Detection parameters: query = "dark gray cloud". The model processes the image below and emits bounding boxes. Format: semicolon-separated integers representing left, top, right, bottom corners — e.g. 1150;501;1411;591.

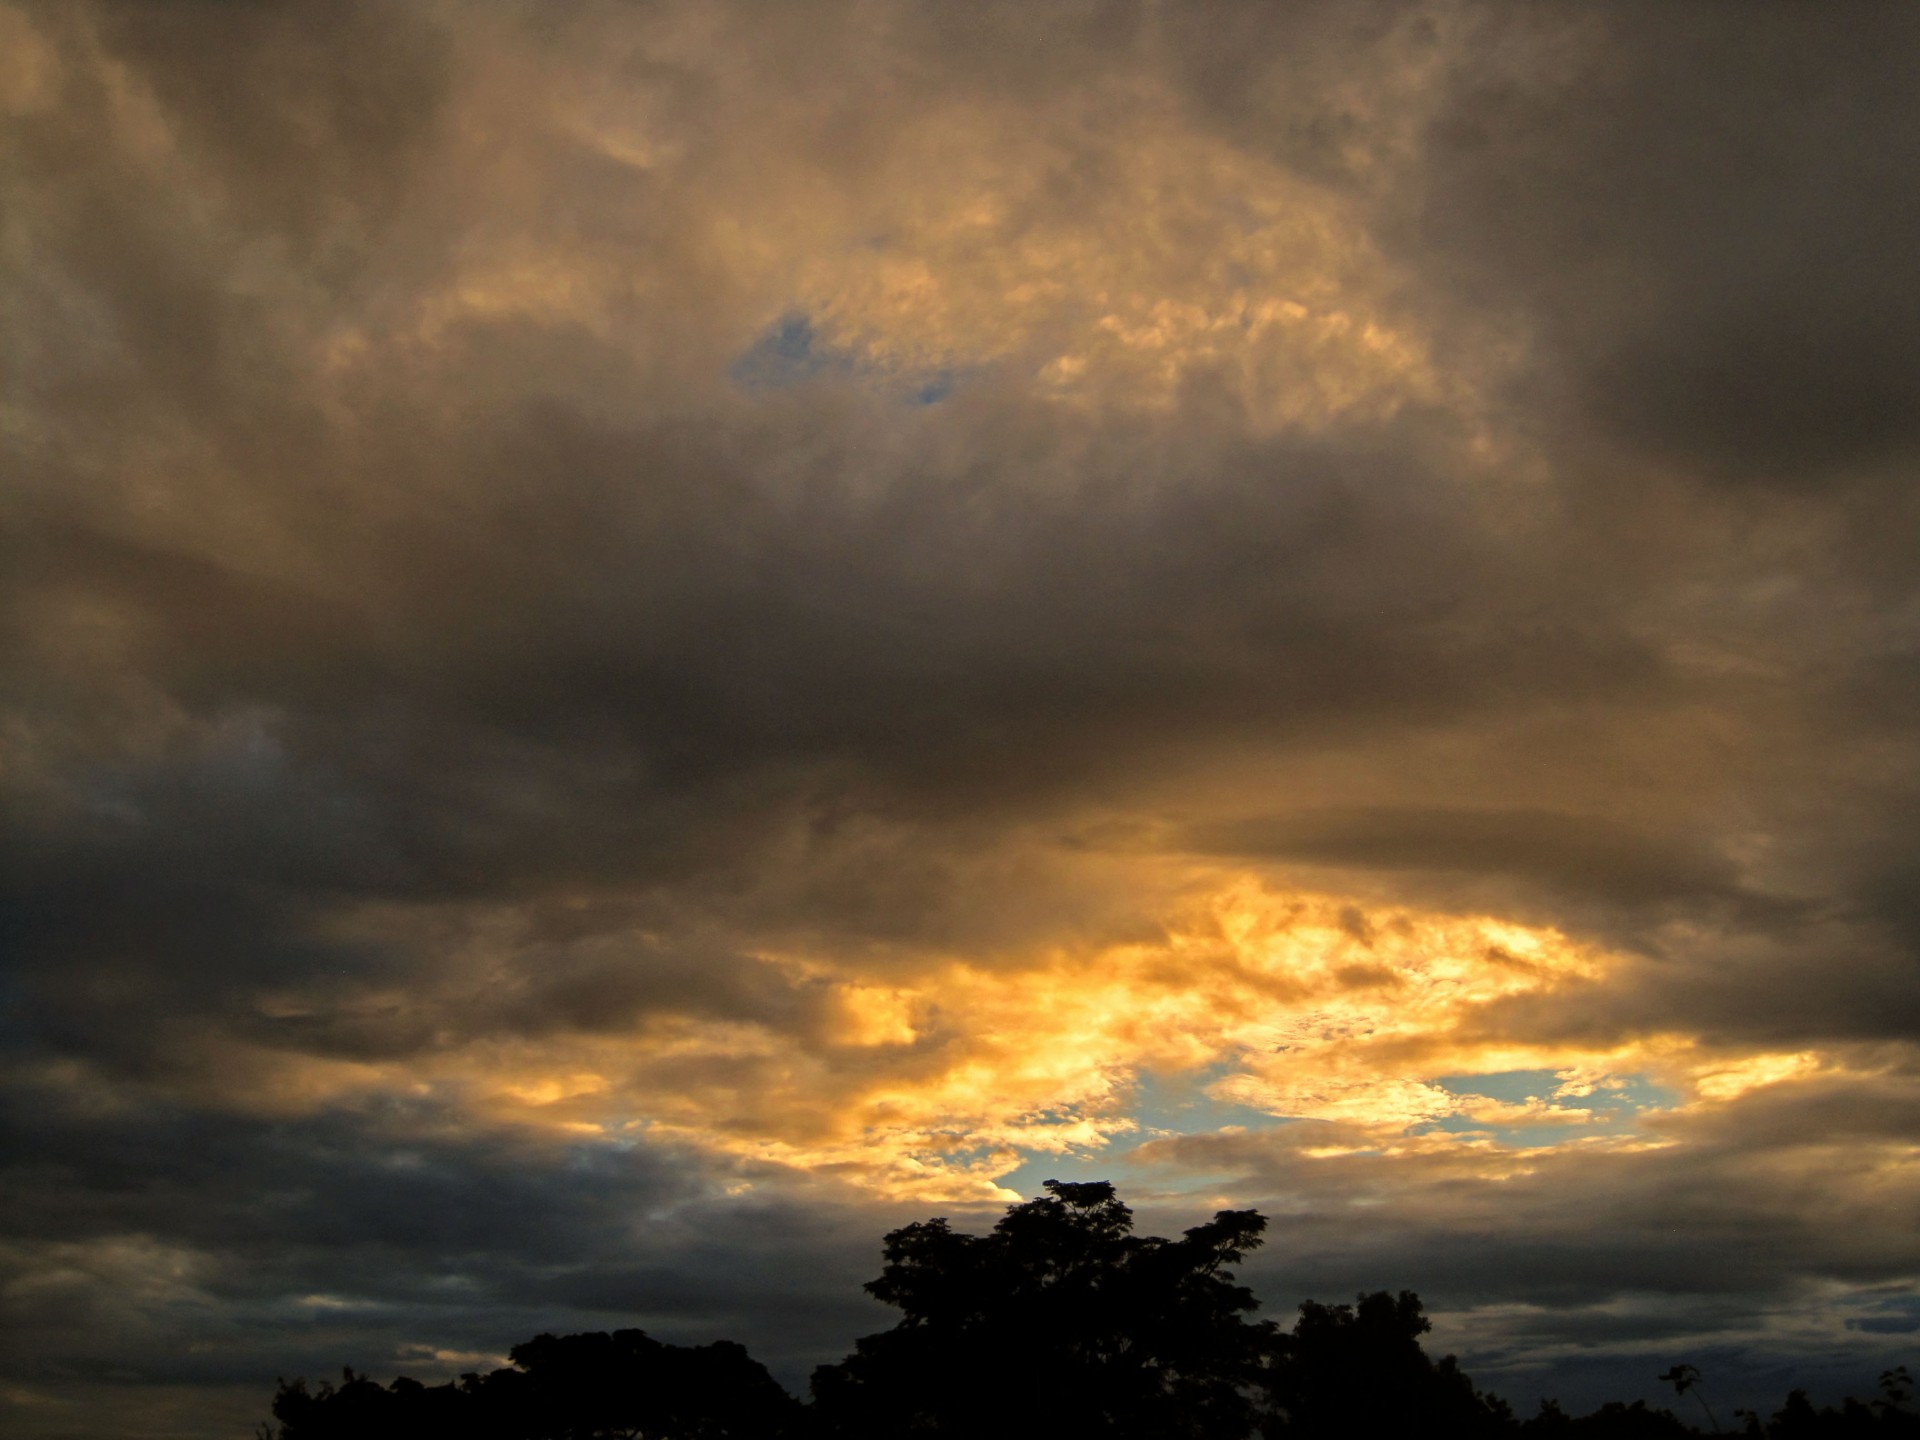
0;1076;901;1428
1188;806;1752;910
1402;4;1920;487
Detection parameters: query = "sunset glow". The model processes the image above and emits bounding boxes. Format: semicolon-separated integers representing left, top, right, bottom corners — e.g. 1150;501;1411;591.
6;4;1920;1436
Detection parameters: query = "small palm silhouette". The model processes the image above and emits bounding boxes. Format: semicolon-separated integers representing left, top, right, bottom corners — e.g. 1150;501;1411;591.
1660;1363;1721;1433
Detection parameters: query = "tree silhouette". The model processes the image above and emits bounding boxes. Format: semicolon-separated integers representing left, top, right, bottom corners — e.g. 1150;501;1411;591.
1524;1398;1697;1440
258;1182;1920;1440
1264;1288;1512;1439
262;1328;797;1439
808;1179;1275;1438
1880;1370;1914;1414
1662;1364;1723;1434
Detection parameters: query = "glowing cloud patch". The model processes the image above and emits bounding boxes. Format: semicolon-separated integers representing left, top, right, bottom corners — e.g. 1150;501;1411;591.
413;879;1651;1198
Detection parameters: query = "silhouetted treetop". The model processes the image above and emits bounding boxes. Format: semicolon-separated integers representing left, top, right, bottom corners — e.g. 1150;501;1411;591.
1266;1288;1511;1439
810;1178;1274;1438
258;1182;1920;1440
263;1326;797;1440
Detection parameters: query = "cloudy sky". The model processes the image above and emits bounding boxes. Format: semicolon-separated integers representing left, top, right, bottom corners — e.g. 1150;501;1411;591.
5;2;1920;1435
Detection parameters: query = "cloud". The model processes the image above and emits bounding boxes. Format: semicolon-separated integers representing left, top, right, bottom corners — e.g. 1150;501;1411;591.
1400;4;1920;487
4;1;1920;1434
1188;806;1751;910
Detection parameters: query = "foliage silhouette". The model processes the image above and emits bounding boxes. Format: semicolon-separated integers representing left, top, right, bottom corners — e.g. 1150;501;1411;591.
1265;1287;1512;1439
808;1178;1272;1437
257;1182;1919;1440
263;1328;797;1439
1663;1364;1723;1433
1525;1398;1699;1440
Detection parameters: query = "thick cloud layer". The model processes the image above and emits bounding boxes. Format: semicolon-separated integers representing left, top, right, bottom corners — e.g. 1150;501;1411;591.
4;3;1919;1435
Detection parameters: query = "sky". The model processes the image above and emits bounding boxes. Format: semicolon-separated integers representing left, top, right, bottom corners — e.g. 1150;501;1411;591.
4;2;1920;1436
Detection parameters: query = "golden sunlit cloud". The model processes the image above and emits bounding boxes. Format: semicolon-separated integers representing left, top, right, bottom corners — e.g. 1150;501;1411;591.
171;868;1854;1205
9;4;1920;1432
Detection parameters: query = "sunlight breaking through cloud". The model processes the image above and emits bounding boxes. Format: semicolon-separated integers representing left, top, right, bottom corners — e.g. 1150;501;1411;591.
7;2;1920;1432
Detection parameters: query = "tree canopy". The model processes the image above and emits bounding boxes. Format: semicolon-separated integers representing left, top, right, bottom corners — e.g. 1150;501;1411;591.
260;1181;1919;1440
810;1179;1273;1437
264;1327;797;1440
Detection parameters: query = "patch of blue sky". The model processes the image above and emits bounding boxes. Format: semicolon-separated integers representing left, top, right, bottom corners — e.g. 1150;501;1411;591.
992;1146;1262;1201
729;311;960;405
1414;1068;1677;1149
994;1135;1288;1200
1434;1068;1563;1104
1434;1068;1674;1114
990;1067;1297;1197
993;1152;1107;1198
729;313;841;389
990;1067;1679;1192
1415;1114;1605;1150
1129;1065;1292;1137
910;372;956;405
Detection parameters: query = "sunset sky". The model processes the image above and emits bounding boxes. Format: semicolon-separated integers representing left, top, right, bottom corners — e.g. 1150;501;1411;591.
6;3;1920;1436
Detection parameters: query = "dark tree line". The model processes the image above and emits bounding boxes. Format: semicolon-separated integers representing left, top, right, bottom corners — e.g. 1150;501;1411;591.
266;1329;799;1440
262;1182;1918;1440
